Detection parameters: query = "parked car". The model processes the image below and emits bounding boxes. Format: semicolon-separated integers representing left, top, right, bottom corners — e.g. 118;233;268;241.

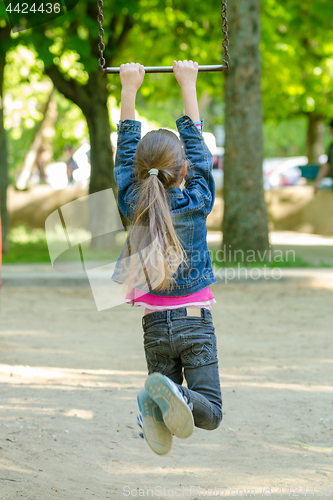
49;137;332;192
264;156;333;189
263;156;308;189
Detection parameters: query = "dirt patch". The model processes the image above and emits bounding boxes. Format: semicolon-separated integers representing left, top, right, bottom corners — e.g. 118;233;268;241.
0;279;332;499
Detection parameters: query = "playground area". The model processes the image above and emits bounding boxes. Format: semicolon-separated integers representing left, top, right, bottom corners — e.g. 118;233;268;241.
1;268;333;499
1;1;333;497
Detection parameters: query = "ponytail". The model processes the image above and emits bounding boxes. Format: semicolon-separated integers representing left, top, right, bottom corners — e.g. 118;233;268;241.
121;129;187;292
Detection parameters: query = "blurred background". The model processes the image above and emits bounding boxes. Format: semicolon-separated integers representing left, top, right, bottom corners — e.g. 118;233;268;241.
0;0;333;267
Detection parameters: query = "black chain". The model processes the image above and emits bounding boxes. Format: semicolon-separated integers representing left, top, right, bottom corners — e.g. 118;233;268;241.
97;0;105;73
97;0;229;73
221;0;229;69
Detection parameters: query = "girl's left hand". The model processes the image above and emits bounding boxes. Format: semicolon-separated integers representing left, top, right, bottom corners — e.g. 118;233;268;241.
120;63;145;93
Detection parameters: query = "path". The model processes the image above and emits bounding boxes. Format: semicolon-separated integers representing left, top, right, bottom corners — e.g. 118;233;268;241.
0;269;332;498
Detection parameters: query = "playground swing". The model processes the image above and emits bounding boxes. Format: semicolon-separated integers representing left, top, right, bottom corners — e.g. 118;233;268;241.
96;0;229;74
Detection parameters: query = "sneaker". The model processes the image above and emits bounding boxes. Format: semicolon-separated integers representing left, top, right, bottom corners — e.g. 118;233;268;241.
137;388;173;455
145;373;194;439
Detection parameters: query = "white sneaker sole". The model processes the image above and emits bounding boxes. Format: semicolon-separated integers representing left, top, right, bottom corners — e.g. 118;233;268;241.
145;373;194;439
137;389;172;455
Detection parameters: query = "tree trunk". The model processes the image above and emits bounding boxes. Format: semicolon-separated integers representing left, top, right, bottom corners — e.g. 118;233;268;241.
83;72;115;195
222;0;269;262
46;65;118;249
0;36;9;254
16;88;56;190
82;72;117;249
306;113;324;165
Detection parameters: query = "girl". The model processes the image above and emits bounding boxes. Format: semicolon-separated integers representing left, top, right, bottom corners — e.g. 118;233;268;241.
113;61;222;455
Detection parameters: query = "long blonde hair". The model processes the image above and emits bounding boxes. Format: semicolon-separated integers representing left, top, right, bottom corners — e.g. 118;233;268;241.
123;129;187;292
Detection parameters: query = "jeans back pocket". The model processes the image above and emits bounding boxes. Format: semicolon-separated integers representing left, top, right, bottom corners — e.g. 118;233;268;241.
181;333;214;367
144;339;169;373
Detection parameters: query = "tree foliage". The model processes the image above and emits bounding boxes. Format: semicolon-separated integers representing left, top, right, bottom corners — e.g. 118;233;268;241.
119;0;226;127
262;0;333;122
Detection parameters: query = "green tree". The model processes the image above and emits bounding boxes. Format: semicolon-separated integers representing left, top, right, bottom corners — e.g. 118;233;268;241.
2;44;88;179
31;1;135;246
2;0;228;249
261;0;333;163
0;20;12;253
29;0;227;245
119;0;226;128
223;0;269;260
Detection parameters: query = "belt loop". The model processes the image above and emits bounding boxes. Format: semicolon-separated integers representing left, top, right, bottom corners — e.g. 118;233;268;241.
202;307;208;322
167;309;171;324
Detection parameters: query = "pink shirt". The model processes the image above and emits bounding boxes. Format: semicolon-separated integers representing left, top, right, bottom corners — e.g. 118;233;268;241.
125;287;216;312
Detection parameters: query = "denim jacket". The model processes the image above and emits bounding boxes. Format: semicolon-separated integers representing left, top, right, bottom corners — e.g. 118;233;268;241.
112;114;216;296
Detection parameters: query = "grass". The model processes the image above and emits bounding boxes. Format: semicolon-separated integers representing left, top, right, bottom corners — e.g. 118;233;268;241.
2;226;122;265
210;252;324;269
2;225;332;268
3;226;51;264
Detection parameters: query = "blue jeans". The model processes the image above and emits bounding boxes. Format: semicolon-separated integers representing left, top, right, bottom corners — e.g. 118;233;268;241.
142;307;222;430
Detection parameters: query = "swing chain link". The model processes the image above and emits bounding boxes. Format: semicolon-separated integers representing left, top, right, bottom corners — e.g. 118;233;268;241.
221;0;229;69
97;0;106;73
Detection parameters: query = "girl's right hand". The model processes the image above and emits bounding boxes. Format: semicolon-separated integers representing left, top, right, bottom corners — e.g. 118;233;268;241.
120;63;145;93
173;60;199;89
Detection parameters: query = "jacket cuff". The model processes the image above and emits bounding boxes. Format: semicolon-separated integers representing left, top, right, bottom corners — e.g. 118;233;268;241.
117;119;142;134
176;115;204;132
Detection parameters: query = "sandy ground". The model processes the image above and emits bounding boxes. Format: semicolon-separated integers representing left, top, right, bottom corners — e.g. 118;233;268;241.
1;275;333;499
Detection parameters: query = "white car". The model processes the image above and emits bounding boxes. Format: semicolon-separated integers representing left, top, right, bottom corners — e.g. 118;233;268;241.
263;156;308;189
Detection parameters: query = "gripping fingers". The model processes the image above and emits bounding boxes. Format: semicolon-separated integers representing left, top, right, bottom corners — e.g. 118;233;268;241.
120;62;145;90
173;60;198;86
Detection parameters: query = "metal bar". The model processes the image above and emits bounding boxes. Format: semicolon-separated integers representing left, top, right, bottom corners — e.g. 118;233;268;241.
103;64;227;74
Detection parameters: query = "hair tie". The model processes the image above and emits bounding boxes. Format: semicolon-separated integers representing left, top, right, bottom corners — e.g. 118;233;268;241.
148;168;159;176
